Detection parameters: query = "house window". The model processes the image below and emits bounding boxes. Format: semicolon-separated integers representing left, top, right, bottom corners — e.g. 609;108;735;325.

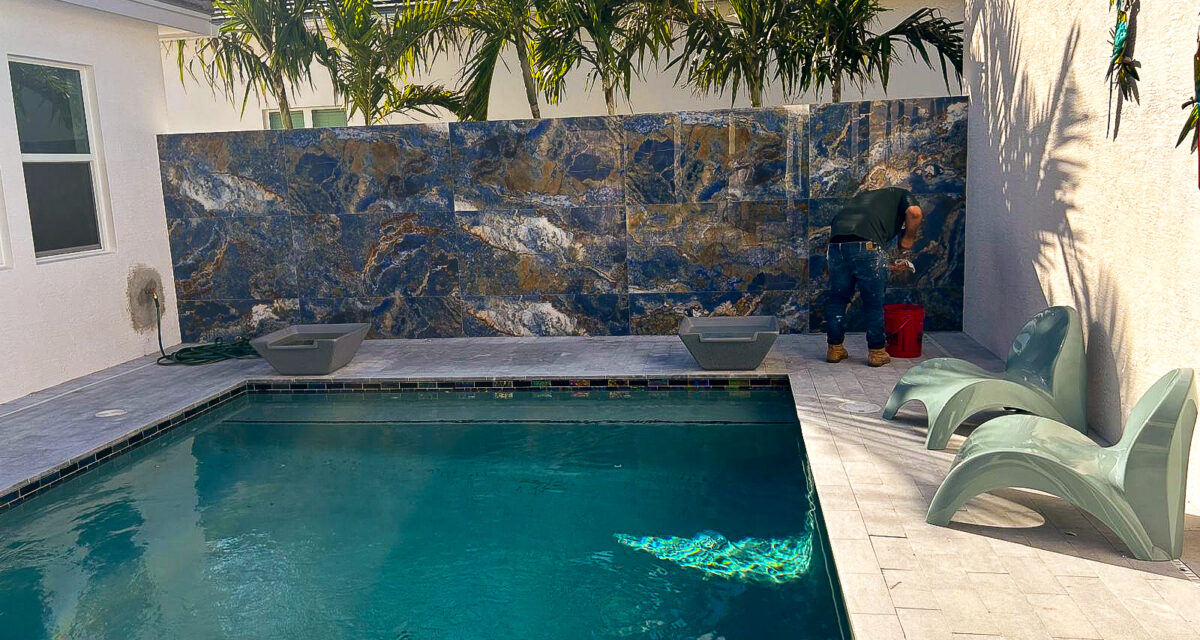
311;108;348;128
267;110;305;129
266;107;347;129
9;59;107;259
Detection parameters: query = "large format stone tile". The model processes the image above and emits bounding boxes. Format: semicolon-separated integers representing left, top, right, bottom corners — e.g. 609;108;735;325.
456;206;626;295
168;216;297;301
293;211;459;298
462;294;628;336
158;131;289;219
282;124;452;215
300;296;464;339
627;202;805;293
866;97;968;195
629;290;807;334
675;108;789;203
623;113;677;205
808;101;870;198
177;298;299;342
451;117;623;210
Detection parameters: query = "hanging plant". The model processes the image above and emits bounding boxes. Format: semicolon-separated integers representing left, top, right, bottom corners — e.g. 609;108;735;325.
1107;0;1140;101
1176;37;1199;155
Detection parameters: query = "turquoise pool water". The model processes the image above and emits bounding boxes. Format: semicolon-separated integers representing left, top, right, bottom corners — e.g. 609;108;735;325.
0;389;848;639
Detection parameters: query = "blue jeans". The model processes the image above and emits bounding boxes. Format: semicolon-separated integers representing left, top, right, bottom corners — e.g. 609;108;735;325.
825;242;888;350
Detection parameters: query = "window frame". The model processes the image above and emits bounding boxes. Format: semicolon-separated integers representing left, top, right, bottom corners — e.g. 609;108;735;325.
264;105;349;130
8;55;114;264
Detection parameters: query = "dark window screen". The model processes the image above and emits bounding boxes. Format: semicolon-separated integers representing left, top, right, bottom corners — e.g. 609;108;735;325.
22;162;101;256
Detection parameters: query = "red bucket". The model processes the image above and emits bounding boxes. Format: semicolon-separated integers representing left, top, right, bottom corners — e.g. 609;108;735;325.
883;304;925;358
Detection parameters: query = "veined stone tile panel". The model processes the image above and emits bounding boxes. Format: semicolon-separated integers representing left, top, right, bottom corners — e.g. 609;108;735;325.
627;201;806;294
168;216;297;301
462;294;629;336
676;110;730;202
177;299;299;343
451;117;623;210
629;290;807;335
158;132;288;219
866;97;968;195
808;101;871;198
728;108;788;202
787;105;811;203
282;125;452;215
457;206;626;295
300;296;465;339
623;113;677;205
293;211;459;299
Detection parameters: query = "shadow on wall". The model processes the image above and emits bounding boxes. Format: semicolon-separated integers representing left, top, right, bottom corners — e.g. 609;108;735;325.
969;0;1126;437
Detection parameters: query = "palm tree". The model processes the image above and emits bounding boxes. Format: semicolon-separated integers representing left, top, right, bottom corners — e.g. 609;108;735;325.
174;0;326;129
319;0;464;124
667;0;803;108
455;0;545;120
533;0;671;116
794;0;963;103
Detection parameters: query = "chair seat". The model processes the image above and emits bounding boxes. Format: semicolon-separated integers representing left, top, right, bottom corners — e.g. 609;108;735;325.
953;415;1122;489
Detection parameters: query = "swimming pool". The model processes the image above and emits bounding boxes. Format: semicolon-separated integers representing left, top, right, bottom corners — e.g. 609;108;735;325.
0;385;848;639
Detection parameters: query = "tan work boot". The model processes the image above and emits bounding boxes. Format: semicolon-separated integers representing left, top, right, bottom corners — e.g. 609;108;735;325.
868;348;892;367
827;344;849;363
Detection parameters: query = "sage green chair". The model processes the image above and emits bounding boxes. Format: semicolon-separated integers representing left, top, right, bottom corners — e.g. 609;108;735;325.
927;368;1198;561
883;306;1087;450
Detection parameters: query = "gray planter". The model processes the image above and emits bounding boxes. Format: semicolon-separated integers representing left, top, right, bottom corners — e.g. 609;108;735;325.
250;324;371;375
678;316;779;370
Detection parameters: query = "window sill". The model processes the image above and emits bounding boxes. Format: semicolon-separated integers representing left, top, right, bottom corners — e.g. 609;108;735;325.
35;247;114;265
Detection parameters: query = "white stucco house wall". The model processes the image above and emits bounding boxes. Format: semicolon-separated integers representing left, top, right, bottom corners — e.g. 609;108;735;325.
0;0;210;404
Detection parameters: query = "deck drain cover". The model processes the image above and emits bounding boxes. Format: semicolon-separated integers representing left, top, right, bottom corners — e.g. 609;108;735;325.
94;409;127;418
839;401;881;414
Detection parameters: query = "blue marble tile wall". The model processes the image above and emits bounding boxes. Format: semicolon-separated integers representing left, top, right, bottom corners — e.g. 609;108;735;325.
160;97;966;341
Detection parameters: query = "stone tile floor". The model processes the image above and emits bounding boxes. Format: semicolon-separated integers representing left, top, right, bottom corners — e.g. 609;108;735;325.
2;332;1200;639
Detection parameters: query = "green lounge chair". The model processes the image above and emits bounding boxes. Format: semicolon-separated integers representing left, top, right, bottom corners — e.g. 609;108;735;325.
883;306;1087;450
926;368;1198;561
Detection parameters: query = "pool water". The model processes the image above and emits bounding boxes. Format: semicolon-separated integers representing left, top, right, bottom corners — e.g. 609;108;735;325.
0;389;848;639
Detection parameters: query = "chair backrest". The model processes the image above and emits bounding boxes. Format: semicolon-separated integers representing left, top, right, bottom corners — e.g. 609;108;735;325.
1004;307;1087;425
1115;369;1199;558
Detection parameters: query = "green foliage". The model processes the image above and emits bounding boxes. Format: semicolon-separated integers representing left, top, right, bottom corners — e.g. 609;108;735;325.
533;0;672;115
175;0;326;128
319;0;464;124
792;0;963;103
1178;101;1198;154
455;0;545;120
666;0;803;108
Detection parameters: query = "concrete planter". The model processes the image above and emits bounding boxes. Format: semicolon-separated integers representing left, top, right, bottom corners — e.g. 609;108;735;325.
250;324;370;375
678;316;779;370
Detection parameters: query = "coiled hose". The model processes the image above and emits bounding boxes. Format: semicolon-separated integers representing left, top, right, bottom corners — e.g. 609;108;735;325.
153;293;260;366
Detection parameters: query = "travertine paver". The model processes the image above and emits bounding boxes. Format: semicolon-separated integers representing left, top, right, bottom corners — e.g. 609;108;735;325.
3;332;1200;639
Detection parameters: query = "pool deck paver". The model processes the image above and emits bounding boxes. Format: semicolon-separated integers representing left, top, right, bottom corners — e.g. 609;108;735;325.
3;332;1200;639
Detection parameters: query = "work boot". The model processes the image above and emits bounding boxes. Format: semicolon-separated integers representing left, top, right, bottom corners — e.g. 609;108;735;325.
868;348;892;367
827;344;849;363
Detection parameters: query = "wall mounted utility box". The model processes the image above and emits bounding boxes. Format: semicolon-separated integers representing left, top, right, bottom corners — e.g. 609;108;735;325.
678;316;779;370
251;324;370;375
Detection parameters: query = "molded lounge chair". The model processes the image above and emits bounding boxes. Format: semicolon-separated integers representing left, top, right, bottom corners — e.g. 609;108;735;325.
883;306;1087;450
926;368;1198;561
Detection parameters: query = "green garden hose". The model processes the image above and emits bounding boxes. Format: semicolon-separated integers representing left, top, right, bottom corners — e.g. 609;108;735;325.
153;293;260;366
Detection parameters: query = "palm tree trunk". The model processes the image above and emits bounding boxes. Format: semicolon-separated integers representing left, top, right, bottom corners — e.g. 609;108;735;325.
514;31;541;119
601;73;617;116
274;73;295;129
749;80;763;108
831;76;842;103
